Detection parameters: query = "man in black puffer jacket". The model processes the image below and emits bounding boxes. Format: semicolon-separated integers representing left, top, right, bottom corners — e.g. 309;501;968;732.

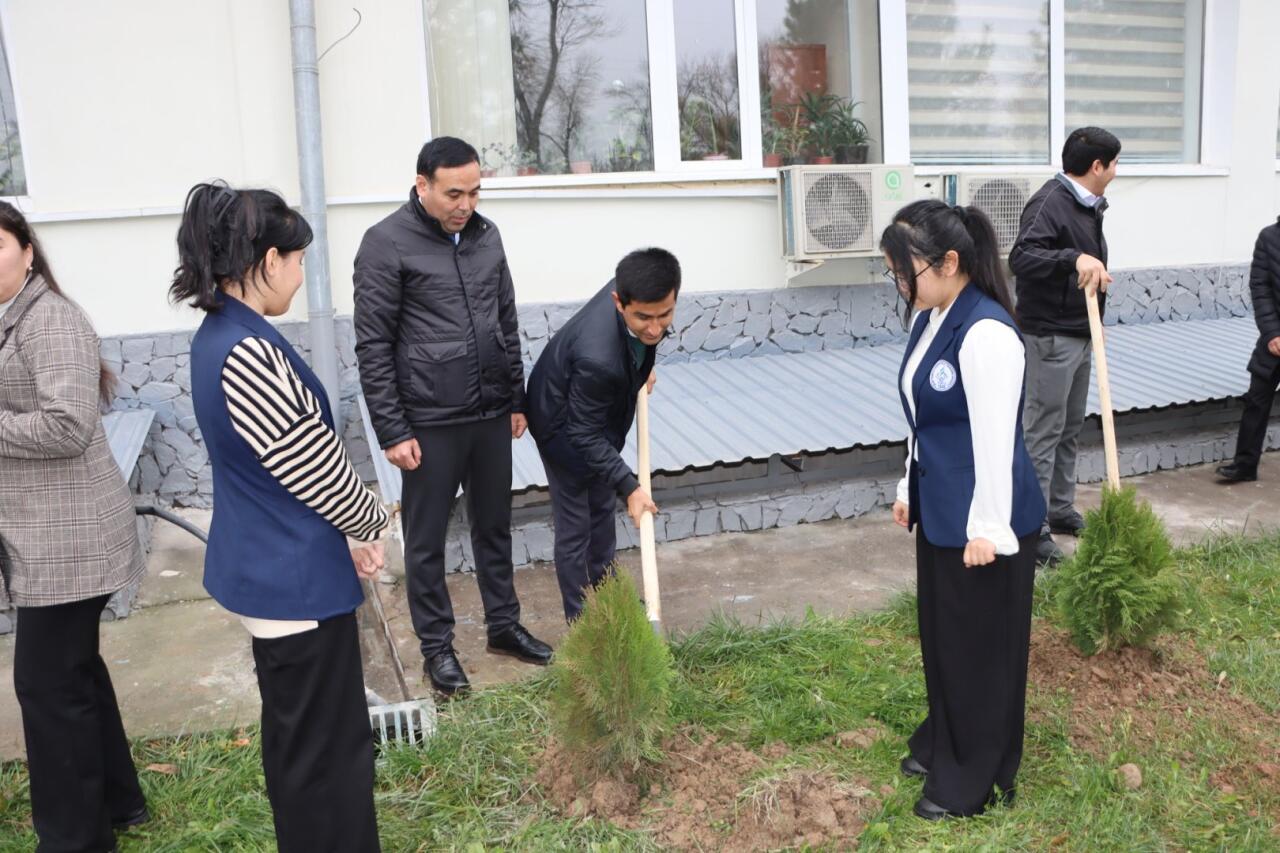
526;248;680;621
1009;126;1120;567
354;137;550;695
1217;217;1280;483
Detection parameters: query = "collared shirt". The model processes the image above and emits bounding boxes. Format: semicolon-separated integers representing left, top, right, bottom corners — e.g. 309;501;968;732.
1060;172;1101;208
624;325;646;368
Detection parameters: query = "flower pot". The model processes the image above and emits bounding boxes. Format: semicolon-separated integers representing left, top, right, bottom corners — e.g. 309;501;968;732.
569;160;593;174
516;166;539;177
781;155;807;166
835;143;870;165
481;169;497;178
813;155;835;165
763;153;783;168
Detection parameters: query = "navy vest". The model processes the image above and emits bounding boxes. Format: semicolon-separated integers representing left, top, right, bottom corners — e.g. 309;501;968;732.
899;284;1046;548
190;294;363;619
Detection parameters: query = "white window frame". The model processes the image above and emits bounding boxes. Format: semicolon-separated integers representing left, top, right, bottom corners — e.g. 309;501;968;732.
879;0;1232;177
0;0;32;204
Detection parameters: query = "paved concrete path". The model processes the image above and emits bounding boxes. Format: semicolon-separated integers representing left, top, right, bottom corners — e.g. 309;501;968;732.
2;459;1276;760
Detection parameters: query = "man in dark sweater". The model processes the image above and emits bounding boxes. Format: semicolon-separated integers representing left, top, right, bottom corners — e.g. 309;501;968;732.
526;248;680;621
353;137;551;695
1008;127;1120;566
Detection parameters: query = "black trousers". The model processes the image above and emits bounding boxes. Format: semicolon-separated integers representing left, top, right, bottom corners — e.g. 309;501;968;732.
251;611;379;853
13;594;144;853
401;416;520;657
542;455;619;621
907;530;1037;816
1231;364;1280;470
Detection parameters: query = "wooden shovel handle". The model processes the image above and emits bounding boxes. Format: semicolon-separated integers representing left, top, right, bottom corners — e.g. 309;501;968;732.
636;386;661;628
1084;287;1121;491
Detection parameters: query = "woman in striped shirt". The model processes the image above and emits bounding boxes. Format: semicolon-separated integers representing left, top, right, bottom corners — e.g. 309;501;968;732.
172;183;388;852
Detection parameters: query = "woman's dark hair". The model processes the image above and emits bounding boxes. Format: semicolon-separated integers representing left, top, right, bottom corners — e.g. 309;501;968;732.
879;199;1016;327
0;201;115;403
1062;126;1121;176
417;136;480;179
170;182;313;313
615;247;682;305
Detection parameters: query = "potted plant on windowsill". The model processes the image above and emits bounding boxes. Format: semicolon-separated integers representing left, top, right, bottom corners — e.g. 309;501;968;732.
778;104;809;166
830;98;872;164
515;148;540;177
796;92;838;164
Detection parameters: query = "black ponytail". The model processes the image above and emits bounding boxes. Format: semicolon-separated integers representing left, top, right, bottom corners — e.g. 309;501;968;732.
170;182;313;312
879;199;1016;327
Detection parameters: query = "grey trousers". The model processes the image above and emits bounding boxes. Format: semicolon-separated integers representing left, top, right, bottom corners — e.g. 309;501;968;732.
1023;333;1092;524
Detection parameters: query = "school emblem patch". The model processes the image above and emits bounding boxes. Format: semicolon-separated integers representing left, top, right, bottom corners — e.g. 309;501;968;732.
929;360;957;392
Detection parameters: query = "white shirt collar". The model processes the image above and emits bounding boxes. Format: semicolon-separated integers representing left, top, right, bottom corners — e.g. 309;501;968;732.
1060;173;1100;207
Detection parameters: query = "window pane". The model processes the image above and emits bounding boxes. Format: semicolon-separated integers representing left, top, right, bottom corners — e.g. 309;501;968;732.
426;0;653;177
1065;0;1203;164
675;0;741;162
0;23;25;196
756;0;882;167
907;0;1050;165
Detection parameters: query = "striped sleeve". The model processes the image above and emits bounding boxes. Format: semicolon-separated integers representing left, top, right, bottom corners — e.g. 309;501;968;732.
221;337;389;542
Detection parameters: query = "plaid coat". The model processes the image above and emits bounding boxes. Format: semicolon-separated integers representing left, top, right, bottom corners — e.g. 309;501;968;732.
0;276;143;606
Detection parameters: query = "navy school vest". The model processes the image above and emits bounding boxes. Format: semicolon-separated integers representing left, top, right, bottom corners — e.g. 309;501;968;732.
898;284;1046;548
190;294;363;619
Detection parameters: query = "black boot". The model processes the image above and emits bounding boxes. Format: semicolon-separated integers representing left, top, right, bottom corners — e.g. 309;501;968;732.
487;623;553;665
1215;462;1257;483
1048;509;1086;536
914;796;966;820
425;648;470;696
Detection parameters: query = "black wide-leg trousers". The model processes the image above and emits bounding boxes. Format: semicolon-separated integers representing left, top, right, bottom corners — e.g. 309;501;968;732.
907;529;1037;815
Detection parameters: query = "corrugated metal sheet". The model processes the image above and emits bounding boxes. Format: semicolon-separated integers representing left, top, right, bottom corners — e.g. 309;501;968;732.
361;315;1259;495
103;409;156;479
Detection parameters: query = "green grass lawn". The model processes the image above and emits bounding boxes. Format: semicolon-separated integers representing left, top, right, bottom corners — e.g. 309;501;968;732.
1;532;1277;852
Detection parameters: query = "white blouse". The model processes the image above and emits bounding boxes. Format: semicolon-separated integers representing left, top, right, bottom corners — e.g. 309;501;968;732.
896;302;1027;555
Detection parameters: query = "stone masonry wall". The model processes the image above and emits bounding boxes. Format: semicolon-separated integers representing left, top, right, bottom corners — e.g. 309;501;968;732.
103;262;1251;512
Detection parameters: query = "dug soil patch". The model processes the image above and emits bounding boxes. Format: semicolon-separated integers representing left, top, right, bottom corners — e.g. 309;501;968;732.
534;729;884;851
1028;624;1280;814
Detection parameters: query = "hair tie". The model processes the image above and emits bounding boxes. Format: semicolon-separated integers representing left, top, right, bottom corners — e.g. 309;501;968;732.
952;204;969;223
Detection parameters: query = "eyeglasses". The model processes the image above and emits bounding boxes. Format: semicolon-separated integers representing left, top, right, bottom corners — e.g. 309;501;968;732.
883;259;940;288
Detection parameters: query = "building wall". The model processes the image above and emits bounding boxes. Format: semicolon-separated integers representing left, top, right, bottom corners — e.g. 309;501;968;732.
0;1;1276;339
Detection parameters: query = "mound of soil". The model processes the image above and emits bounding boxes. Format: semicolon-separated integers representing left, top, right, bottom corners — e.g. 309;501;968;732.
1028;624;1280;811
534;729;884;851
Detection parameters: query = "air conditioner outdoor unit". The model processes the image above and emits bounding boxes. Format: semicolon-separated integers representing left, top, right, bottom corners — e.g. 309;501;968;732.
954;173;1049;256
779;165;914;262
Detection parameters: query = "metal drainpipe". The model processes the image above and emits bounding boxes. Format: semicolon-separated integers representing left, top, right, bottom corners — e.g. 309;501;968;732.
289;0;343;433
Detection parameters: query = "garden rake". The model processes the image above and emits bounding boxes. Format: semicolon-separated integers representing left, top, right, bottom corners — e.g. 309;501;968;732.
364;511;437;745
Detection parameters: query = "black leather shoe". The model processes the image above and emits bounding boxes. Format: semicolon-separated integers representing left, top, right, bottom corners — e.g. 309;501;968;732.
487;623;552;665
425;649;470;695
1035;531;1064;567
1048;509;1086;536
112;804;150;830
1215;463;1257;483
900;756;929;778
914;796;965;820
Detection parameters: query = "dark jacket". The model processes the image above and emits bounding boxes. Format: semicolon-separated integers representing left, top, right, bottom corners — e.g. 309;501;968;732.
1246;219;1280;379
353;189;525;448
526;281;656;497
1008;174;1109;338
